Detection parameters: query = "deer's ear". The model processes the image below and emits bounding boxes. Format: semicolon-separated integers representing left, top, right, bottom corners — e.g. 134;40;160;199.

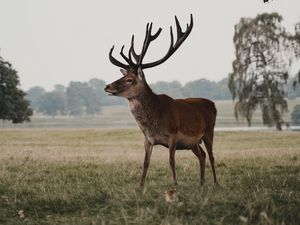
120;69;128;76
137;67;145;80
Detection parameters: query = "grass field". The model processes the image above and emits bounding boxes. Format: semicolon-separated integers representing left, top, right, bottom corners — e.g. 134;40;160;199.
0;129;299;225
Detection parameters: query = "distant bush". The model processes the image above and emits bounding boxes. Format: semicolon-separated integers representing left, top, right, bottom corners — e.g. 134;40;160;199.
291;104;300;125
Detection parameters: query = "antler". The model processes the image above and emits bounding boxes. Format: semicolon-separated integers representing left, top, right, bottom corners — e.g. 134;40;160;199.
109;46;130;70
109;14;193;71
141;14;193;69
131;23;162;65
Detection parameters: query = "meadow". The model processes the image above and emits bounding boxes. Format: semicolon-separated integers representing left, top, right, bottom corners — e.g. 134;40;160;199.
0;129;299;225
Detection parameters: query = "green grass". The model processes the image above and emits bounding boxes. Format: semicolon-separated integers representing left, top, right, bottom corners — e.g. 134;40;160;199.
0;129;299;224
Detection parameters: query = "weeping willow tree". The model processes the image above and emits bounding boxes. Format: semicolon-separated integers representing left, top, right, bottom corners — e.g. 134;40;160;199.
293;22;300;89
228;13;298;130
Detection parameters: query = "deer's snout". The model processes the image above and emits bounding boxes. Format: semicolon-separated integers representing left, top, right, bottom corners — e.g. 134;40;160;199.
104;84;111;92
104;84;118;96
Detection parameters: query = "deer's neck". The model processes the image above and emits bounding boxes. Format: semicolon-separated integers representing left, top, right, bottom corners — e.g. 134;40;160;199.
128;85;161;132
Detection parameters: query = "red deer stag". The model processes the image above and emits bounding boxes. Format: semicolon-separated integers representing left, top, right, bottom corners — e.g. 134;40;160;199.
105;14;218;186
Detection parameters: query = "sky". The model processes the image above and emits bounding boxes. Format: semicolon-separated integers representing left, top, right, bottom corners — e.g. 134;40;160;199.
0;0;299;91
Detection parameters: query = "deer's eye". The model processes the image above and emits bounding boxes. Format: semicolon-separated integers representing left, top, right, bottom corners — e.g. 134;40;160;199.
126;79;133;83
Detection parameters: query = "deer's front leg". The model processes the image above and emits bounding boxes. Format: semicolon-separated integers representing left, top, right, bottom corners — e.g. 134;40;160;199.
140;139;153;187
169;137;177;185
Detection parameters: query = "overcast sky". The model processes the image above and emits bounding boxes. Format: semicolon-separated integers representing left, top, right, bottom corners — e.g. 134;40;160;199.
0;0;299;90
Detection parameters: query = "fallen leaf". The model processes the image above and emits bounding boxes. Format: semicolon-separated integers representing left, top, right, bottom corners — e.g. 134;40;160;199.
18;210;25;220
163;188;177;203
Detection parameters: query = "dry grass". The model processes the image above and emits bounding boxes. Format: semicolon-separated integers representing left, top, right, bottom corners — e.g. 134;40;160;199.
1;128;299;162
0;129;299;225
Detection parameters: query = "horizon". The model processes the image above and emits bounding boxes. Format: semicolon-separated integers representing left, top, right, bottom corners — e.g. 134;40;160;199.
25;74;231;91
25;73;300;92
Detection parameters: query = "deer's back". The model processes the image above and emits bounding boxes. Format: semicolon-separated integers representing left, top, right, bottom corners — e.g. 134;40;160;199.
174;98;217;136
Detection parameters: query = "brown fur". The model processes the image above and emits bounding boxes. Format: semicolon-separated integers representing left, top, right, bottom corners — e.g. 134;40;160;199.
105;70;218;186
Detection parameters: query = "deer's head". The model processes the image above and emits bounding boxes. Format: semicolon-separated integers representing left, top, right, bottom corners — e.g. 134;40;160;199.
105;14;193;98
104;68;147;98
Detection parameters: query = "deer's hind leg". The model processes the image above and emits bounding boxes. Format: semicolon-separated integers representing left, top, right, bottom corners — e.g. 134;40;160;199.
168;136;177;185
191;144;206;185
203;131;218;185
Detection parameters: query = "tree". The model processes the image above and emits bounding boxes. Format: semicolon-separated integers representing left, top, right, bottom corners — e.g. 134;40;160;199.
228;13;297;130
66;82;86;117
26;86;45;111
293;22;300;58
84;87;101;116
183;79;221;99
53;84;67;115
292;22;300;89
86;79;104;115
66;81;102;117
0;56;32;123
38;91;66;117
215;78;232;100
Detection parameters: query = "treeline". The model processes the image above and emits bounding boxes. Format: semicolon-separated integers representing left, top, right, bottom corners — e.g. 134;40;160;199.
26;76;300;117
26;79;125;117
151;78;231;99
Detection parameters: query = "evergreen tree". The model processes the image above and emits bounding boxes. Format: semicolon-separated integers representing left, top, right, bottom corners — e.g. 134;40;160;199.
0;56;32;123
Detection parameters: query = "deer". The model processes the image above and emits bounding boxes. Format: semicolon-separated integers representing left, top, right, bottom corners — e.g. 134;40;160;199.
104;14;218;187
